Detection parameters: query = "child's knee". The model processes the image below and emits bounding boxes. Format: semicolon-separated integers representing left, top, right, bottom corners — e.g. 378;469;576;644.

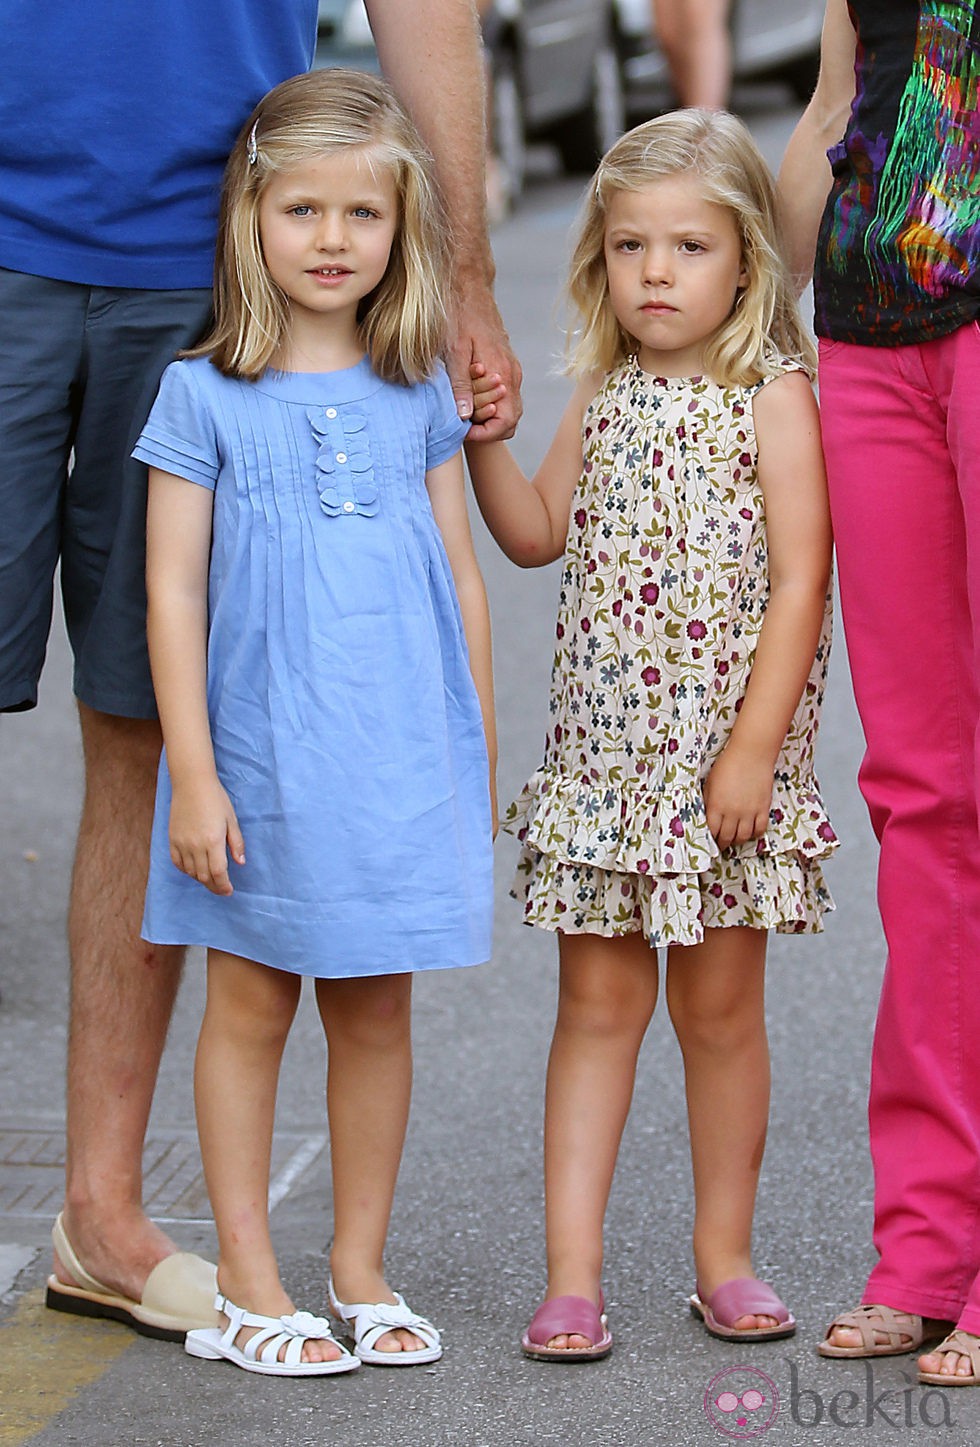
208;959;301;1043
320;976;412;1049
668;989;764;1055
557;971;652;1042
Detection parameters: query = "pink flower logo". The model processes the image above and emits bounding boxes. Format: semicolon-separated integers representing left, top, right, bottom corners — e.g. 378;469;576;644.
704;1366;779;1438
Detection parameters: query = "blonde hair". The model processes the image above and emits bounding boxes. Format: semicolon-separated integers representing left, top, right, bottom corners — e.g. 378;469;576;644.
567;108;816;385
188;69;450;384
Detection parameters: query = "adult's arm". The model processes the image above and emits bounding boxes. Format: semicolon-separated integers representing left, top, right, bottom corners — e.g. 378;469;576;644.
367;0;523;436
776;0;857;293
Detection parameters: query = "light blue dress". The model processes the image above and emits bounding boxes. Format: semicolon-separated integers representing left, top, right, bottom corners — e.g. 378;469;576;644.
133;356;492;978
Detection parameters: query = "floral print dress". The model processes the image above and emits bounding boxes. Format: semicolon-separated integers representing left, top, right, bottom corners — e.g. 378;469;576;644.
506;356;837;947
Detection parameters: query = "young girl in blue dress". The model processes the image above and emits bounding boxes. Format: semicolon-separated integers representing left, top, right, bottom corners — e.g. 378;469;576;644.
466;109;835;1360
134;69;496;1377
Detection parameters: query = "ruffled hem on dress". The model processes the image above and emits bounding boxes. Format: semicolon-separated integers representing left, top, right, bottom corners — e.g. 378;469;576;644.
504;766;837;946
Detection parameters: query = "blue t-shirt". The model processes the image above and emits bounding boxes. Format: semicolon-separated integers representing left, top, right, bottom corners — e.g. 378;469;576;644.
0;1;318;289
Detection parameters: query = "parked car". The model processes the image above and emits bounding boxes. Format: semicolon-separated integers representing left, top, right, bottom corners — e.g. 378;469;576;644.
315;0;627;203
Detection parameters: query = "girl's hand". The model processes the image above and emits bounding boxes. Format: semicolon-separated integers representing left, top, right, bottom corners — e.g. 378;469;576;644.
703;745;773;851
468;361;508;432
169;778;246;896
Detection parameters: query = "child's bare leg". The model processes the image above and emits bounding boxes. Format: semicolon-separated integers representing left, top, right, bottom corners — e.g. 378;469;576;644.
542;932;660;1348
666;926;773;1331
316;972;423;1354
196;949;340;1364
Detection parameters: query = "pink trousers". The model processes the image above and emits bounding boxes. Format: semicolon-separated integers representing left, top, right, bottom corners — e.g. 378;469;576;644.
819;322;980;1332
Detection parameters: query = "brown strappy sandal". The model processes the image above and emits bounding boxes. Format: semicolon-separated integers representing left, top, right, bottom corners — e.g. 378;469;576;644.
918;1329;980;1387
818;1303;949;1358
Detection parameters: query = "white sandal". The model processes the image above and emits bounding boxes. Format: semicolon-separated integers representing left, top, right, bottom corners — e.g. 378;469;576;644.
328;1275;442;1366
185;1291;360;1376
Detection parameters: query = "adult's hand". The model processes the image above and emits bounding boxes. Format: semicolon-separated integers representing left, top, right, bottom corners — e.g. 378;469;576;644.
447;280;522;440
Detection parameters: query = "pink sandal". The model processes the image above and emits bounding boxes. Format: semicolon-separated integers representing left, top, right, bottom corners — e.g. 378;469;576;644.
690;1278;795;1342
521;1293;612;1362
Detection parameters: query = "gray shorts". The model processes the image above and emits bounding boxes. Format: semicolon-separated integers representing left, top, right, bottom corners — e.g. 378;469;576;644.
0;267;212;716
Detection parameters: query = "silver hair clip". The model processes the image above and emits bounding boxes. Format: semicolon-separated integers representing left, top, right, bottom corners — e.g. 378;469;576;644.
247;120;259;166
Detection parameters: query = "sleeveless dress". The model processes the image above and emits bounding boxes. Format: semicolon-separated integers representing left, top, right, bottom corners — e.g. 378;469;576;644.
506;356;837;948
133;356;493;979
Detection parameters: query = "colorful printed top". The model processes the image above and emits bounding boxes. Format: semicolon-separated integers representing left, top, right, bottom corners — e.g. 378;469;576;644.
814;0;980;344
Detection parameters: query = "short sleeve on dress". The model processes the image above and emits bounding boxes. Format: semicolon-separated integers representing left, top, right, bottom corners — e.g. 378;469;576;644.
748;357;812;401
423;362;469;472
132;360;220;490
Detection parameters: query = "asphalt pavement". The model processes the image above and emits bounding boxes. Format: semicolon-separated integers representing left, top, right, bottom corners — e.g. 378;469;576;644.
2;91;978;1447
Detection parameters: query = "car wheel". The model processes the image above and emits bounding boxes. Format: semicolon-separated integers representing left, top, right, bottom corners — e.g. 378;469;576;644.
491;49;527;208
550;35;626;175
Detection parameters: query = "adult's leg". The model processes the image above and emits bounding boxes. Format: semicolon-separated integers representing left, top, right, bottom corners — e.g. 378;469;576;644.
195;950;340;1364
68;287;213;716
820;335;980;1338
0;269;85;712
539;931;659;1349
316;971;425;1354
666;926;774;1331
650;0;732;109
55;287;213;1299
918;322;980;1381
56;705;185;1299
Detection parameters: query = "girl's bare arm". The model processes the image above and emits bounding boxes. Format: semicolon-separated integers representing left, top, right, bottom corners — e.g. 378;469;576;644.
703;372;833;848
463;375;600;567
146;468;245;894
426;452;499;832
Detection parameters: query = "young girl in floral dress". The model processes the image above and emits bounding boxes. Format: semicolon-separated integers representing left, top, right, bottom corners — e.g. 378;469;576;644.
466;108;836;1359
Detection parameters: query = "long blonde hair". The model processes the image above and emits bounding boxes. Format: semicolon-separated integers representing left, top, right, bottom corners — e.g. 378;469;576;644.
567;108;816;385
188;69;450;384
